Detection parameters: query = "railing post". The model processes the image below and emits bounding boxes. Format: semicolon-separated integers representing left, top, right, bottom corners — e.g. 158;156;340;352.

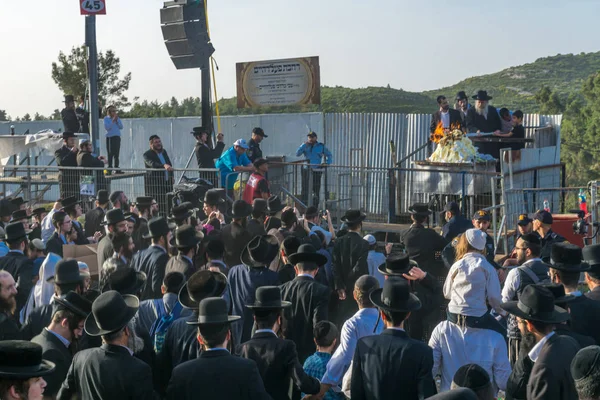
388;168;396;224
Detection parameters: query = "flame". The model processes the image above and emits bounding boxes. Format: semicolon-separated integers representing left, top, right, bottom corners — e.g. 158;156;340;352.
430;122;463;144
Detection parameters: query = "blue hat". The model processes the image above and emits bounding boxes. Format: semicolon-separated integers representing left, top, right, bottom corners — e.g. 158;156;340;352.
233;139;249;149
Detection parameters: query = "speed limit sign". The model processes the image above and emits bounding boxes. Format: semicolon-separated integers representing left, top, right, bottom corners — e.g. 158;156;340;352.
80;0;106;15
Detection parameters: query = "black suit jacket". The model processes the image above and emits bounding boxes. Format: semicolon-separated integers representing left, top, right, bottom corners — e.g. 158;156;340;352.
46;232;66;258
84;206;106;239
143;149;174;186
0;251;35;311
247;218;267;238
526;334;579;400
31;329;73;397
399;224;449;279
429;109;463;133
57;343;157;400
195;141;225;169
332;231;369;292
221;221;254;268
465;105;502;133
61;108;79;133
351;329;436;400
585;286;600;301
166;349;271;400
21;303;54;340
280;276;329;363
0;311;22;340
131;245;170;300
441;215;473;242
565;294;600;344
237;331;320;400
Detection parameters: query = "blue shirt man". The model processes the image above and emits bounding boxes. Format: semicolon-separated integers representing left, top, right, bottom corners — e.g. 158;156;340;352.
215;139;253;189
103;113;123;138
296;132;333;170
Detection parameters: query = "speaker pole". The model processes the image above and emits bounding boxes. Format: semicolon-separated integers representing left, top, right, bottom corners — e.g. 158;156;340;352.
201;63;213;135
85;15;100;155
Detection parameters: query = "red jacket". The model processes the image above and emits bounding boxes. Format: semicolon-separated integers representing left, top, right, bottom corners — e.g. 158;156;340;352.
243;173;268;204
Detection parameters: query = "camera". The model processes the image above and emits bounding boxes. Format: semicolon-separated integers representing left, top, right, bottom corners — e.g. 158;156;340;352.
570;209;588;236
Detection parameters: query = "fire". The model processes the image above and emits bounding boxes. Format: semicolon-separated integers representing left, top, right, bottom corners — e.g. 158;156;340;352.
429;122;463;144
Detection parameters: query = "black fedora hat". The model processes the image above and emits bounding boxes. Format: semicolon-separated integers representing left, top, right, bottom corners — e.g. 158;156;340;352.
252;198;268;215
246;286;291;309
264;216;282;232
583;244;600;280
202;189;225;206
62;131;76;140
472;90;492;101
102;209;126;226
539;282;576;306
96;190;110;204
64;95;75;103
192;126;208;135
32;207;47;217
408;203;431;216
60;196;80;210
4;222;31;242
266;196;285;216
187;297;241;326
179;270;228;309
500;284;570;323
455;91;468;101
135;196;153;207
369;277;422;312
427;388;478;400
287;243;328;267
550;242;589;272
143;217;176;239
47;259;85;285
169;204;193;222
0;341;56;379
340;209;366;224
101;267;147;296
10;197;25;207
241;235;280;268
54;291;93;318
229;200;252;219
10;209;30;222
377;254;418;276
84;290;139;337
175;224;204;249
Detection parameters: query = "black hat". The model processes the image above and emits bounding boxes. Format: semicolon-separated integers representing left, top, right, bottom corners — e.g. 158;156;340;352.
252;198;268;215
247;286;291;309
472;90;492;101
0;199;12;217
267;196;285;216
408;203;431;216
179;270;228;309
102;209;126;226
135;196;153;207
252;127;267;137
175;224;204;249
444;201;460;213
10;197;25;207
96;190;110;204
187;297;241;326
60;196;80;210
4;222;31;242
124;212;137;224
369;278;422;312
377;254;418;276
341;209;366;224
32;207;47;217
533;210;553;225
229;200;252;219
10;209;30;222
452;363;491;391
109;191;123;204
54;291;92;318
550;242;589;272
170;204;192;221
427;388;478;400
500;284;570;323
202;189;225;206
192;126;208;135
571;345;600;382
64;95;75;103
241;235;280;268
538;282;576;306
84;290;139;336
49;259;85;285
101;267;147;295
143;217;176;239
455;91;468;101
287;243;328;267
307;131;317;138
0;341;56;379
265;216;282;232
472;209;491;221
62;132;76;140
582;244;600;280
253;158;268;169
517;213;533;226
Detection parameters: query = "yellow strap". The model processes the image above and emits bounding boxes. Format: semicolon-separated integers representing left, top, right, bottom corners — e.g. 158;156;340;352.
203;0;221;133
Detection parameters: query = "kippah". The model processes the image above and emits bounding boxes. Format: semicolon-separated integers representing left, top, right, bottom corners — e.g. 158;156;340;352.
355;275;380;294
571;345;600;381
452;364;491;391
313;321;338;344
109;191;123;204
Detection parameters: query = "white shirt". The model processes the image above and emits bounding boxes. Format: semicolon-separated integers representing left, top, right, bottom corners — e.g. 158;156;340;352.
366;250;387;288
444;252;503;317
429;321;511;393
501;258;544;303
528;331;555;362
41;208;57;243
440;110;450;128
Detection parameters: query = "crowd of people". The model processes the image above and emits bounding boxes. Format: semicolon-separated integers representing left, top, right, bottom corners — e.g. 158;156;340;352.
0;184;599;400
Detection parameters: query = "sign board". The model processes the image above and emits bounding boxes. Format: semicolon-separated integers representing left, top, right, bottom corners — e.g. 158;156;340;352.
63;244;99;277
80;0;106;15
236;56;320;109
80;175;95;196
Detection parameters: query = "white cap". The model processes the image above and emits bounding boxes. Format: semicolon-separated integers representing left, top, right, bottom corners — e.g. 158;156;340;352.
363;234;376;245
465;228;486;251
233;139;249;149
31;238;46;251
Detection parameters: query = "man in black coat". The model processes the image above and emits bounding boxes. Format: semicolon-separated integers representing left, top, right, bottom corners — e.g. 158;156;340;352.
130;217;175;300
351;278;436;400
55;131;80;200
429;95;463;134
0;223;35;312
61;95;79;133
31;292;91;398
84;190;109;238
247;199;268;237
441;201;473;242
193;127;225;184
143;135;174;216
0;271;21;340
77;139;108;192
332;210;369;325
247;127;267;162
465;90;502;158
166;297;271;400
221;200;255;268
582;244;600;302
166;224;203;280
97;209;129;282
46;211;74;258
238;286;320;400
280;244;330;363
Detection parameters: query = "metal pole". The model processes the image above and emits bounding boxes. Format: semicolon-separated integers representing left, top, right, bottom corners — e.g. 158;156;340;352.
86;15;100;155
201;65;213;134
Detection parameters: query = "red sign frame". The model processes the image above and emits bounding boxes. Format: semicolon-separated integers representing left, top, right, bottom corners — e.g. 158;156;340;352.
80;0;107;15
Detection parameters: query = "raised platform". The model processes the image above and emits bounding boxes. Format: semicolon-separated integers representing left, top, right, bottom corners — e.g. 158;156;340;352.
0;174;59;185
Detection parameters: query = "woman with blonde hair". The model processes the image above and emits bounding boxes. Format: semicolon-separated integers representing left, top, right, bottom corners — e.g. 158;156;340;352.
443;229;505;336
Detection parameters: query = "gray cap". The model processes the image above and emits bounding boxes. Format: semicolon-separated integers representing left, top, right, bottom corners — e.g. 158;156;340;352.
30;238;45;251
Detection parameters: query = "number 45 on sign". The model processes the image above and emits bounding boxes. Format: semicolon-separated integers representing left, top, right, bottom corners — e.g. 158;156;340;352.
80;0;106;15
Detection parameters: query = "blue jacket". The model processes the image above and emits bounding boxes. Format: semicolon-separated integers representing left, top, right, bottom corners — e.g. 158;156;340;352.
296;142;333;170
215;146;251;189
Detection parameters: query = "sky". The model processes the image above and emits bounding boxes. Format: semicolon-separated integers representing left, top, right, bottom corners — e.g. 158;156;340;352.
1;0;599;118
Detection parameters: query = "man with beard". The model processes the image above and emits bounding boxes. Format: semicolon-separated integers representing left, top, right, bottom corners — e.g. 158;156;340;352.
111;231;135;265
57;291;157;399
466;91;502;158
143;135;174;216
97;209;129;282
502;284;580;400
454;91;470;123
0;222;34;313
130;217;175;300
84;190;109;241
131;196;156;252
110;191;128;212
430;96;463;134
0;271;20;340
31;292;91;398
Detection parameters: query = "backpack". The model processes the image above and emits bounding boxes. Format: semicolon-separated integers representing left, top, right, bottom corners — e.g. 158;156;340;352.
149;299;183;353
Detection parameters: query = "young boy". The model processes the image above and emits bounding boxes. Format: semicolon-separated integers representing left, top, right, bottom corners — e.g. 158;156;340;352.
493;110;525;151
498;108;513;134
303;321;344;399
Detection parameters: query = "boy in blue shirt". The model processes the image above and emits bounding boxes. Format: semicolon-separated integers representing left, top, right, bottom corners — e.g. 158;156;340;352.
303;321;344;399
215;139;254;194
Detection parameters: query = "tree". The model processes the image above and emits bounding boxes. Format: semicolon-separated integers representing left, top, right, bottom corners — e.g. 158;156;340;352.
51;45;132;109
51;109;61;120
0;109;7;122
535;86;565;114
22;113;31;122
33;113;47;121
